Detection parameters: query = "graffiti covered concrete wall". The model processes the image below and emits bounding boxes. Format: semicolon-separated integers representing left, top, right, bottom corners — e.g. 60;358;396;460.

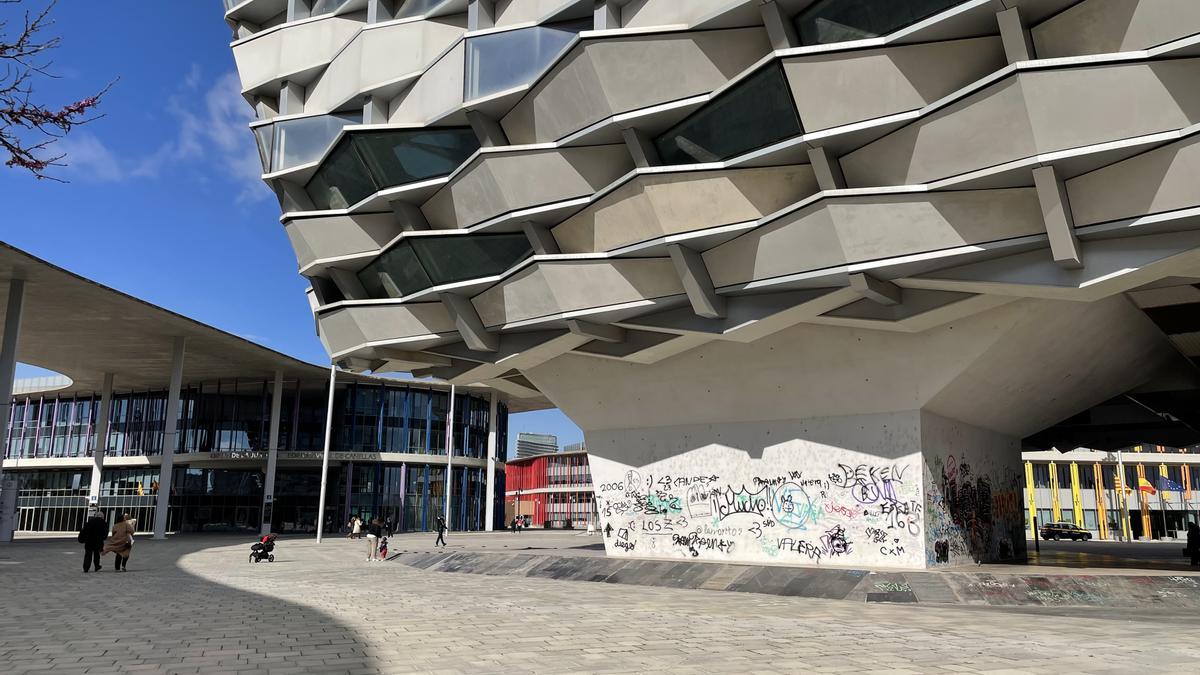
589;412;930;568
922;412;1027;566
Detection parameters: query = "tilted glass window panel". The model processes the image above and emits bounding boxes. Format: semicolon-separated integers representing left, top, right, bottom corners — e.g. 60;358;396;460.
410;233;533;288
305;137;377;210
253;126;272;173
795;0;968;45
310;0;354;16
395;0;447;19
352;129;479;189
654;63;802;165
272;113;361;173
357;242;432;298
464;22;586;100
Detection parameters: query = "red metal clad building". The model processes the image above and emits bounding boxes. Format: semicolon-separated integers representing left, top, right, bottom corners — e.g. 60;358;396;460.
504;449;594;528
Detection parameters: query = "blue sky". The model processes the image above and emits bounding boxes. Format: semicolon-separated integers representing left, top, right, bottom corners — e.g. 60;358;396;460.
0;1;582;456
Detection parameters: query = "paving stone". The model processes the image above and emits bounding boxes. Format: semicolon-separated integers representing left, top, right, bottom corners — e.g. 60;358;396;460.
0;535;1194;674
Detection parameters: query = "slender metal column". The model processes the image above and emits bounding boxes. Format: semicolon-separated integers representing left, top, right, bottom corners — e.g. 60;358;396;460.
443;385;456;529
152;336;187;539
0;279;25;543
261;369;284;535
484;391;497;531
88;373;114;506
316;365;337;543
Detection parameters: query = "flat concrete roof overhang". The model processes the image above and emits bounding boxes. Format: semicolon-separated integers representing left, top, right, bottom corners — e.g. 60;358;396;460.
0;241;552;412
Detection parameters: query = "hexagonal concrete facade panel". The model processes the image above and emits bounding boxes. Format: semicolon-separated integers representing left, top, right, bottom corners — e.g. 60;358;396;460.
227;0;1200;569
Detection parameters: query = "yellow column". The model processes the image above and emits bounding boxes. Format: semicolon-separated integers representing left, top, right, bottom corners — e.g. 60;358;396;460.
1069;462;1084;526
1136;464;1152;537
1049;461;1061;520
1024;461;1037;539
1185;462;1193;501
1093;463;1108;540
1160;462;1172;530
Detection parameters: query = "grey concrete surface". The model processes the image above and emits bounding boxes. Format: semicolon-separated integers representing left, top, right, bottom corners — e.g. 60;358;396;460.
1;534;1199;674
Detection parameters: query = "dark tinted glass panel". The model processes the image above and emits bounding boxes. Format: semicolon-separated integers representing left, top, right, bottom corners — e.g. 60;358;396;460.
353;129;479;189
305;138;376;210
654;64;802;165
411;233;532;288
357;242;432;298
796;0;967;45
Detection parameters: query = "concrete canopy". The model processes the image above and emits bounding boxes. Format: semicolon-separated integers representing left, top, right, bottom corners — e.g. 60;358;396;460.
0;241;551;411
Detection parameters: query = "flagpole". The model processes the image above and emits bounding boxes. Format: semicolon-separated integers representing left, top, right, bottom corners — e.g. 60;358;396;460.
1159;483;1168;540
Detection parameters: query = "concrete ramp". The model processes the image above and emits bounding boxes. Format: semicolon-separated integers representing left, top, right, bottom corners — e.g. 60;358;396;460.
395;551;1200;609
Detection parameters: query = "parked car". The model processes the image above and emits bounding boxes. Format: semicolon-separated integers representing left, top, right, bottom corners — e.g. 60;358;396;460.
1039;521;1092;541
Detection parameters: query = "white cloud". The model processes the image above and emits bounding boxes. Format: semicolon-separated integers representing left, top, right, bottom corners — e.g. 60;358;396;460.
55;68;270;203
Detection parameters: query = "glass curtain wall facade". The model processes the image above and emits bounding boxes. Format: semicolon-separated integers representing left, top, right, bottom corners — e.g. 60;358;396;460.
5;383;509;534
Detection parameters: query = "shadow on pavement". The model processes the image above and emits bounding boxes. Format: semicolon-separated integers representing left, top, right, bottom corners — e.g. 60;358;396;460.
0;535;375;673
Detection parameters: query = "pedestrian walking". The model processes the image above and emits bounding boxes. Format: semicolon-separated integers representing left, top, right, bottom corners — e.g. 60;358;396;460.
510;516;518;534
78;510;108;573
1186;521;1200;566
384;517;393;537
435;516;447;548
349;515;362;539
102;513;136;572
366;517;383;561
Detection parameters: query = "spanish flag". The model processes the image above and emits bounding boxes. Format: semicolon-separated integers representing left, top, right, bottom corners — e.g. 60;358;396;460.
1137;477;1157;495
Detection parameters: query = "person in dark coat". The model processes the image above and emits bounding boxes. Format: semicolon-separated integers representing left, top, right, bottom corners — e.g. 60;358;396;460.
435;516;447;548
1187;522;1200;566
78;510;108;573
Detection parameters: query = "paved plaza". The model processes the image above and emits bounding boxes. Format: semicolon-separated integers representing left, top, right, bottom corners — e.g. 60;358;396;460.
0;533;1198;675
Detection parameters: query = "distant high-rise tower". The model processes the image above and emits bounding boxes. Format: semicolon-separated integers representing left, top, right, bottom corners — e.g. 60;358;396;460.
516;433;557;459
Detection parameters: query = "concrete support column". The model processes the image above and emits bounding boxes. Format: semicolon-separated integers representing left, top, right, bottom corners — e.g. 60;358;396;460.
1024;460;1037;540
621;127;660;168
807;146;847;190
152;336;186;539
521;221;561;255
261;370;284;535
759;0;800;50
593;0;620;30
667;244;726;319
316;365;337;543
363;95;389;124
1033;165;1083;269
466;110;509;148
484;391;498;531
88;373;115;506
996;7;1035;63
280;80;305;116
0;279;25;543
468;0;495;30
367;0;393;24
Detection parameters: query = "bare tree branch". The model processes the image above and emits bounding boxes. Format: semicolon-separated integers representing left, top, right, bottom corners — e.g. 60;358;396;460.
0;0;113;180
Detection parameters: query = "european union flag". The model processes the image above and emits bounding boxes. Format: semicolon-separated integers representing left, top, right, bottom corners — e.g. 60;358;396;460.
1156;475;1184;493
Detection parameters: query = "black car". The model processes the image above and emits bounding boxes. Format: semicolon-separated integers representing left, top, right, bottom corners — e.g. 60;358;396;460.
1039;521;1092;541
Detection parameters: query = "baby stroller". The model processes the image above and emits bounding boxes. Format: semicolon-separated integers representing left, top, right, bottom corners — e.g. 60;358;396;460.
249;533;277;563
